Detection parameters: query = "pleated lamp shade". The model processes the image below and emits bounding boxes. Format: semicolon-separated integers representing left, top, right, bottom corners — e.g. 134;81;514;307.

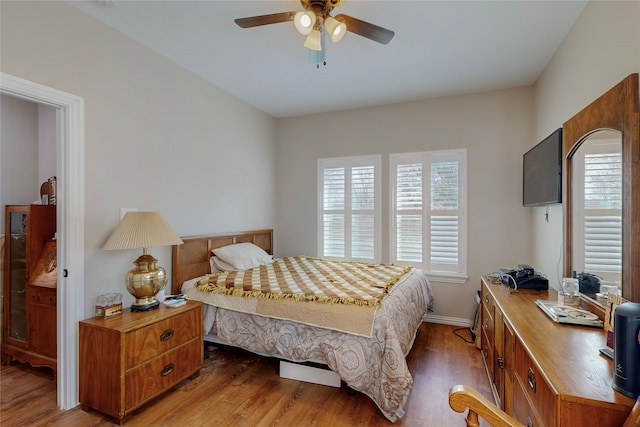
103;211;183;250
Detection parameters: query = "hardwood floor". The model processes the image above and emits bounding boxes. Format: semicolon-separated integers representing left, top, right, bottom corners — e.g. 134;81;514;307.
0;323;493;426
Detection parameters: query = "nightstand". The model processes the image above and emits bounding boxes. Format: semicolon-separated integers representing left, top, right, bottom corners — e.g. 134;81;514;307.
79;300;203;424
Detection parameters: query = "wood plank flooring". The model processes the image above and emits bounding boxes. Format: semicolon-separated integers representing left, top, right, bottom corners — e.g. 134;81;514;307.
0;323;493;426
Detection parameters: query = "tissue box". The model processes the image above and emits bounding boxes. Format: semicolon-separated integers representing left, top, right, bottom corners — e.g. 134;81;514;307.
95;303;123;318
95;293;123;318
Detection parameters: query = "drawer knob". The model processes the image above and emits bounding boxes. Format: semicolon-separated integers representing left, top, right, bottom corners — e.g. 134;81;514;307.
527;367;536;392
526;416;533;427
485;295;489;304
161;363;174;377
160;328;174;341
497;356;504;369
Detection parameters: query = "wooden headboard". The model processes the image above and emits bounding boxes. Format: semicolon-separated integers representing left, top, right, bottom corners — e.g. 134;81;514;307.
171;229;273;295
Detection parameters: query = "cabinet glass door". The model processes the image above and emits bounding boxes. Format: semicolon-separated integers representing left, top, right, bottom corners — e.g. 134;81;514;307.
8;211;27;342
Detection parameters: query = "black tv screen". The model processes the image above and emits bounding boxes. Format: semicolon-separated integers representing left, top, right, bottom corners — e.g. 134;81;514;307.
523;128;562;206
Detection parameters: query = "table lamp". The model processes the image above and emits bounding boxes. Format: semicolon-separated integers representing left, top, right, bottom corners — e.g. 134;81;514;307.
102;211;183;311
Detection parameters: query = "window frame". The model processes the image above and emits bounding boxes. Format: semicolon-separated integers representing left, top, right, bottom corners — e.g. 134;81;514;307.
317;155;382;263
390;149;468;283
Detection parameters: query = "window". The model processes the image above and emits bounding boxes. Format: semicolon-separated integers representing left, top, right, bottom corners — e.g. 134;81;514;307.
318;155;381;262
573;139;622;281
390;149;467;281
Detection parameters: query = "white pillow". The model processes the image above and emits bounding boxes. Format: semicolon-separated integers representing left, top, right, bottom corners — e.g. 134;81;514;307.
209;257;220;274
211;255;236;272
212;242;273;271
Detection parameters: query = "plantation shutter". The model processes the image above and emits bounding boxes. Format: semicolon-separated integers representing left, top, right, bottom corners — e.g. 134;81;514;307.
395;163;423;262
318;156;380;262
351;165;376;259
583;152;622;273
322;167;345;258
429;160;460;268
391;149;466;277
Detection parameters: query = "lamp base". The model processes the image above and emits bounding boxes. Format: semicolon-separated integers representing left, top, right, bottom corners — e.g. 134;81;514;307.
130;300;160;312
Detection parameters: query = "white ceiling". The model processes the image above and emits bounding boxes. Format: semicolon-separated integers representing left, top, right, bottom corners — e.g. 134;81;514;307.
67;0;587;118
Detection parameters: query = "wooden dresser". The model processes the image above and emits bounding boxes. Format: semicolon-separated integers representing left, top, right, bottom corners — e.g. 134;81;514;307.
480;276;635;427
79;301;203;424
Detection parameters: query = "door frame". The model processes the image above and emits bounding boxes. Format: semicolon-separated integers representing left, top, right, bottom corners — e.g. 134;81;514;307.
1;72;85;409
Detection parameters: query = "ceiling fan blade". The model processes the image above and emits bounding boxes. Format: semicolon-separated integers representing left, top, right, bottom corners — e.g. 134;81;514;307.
335;14;394;45
235;12;295;29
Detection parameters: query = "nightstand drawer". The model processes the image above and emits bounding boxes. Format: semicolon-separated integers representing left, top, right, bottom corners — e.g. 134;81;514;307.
125;308;200;368
125;338;201;410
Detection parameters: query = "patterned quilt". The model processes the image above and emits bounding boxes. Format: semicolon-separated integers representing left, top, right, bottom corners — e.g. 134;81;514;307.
196;256;412;305
191;257;412;337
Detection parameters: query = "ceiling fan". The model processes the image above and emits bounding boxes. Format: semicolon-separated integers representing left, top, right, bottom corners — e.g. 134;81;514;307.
235;0;394;65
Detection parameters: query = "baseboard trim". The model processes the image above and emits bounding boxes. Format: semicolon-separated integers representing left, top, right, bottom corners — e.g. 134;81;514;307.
423;314;471;327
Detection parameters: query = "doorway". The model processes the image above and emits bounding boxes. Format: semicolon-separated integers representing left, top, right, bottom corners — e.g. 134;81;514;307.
0;72;84;410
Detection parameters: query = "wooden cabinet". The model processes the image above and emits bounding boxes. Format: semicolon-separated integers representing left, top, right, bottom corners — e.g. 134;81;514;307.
79;301;203;424
480;276;635;427
27;285;57;359
2;204;57;374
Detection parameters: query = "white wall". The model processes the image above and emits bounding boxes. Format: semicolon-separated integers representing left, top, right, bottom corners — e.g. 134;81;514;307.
0;1;277;315
38;104;57;186
1;95;40;216
275;87;535;321
1;96;57;230
531;0;640;290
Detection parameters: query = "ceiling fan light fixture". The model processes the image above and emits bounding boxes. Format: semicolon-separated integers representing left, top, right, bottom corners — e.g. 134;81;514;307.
303;28;322;51
324;16;346;43
294;11;316;35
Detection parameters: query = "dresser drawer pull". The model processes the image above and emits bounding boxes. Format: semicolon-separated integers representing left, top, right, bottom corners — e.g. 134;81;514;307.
160;363;174;376
483;319;489;331
526;416;533;427
527;367;536;392
497;356;504;369
160;328;174;341
485;294;489;304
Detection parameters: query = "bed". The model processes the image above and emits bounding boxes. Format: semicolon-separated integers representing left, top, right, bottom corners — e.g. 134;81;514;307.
171;229;433;422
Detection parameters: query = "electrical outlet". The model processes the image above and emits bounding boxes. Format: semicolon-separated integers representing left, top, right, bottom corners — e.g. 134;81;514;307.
119;208;137;221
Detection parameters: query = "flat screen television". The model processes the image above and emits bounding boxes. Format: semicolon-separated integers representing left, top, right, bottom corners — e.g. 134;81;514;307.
523;128;562;206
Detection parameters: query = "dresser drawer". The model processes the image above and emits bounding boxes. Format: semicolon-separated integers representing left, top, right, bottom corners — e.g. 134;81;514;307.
481;330;495;385
125;308;200;368
515;339;556;427
513;377;545;427
482;284;495;320
482;303;495;349
124;338;201;410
